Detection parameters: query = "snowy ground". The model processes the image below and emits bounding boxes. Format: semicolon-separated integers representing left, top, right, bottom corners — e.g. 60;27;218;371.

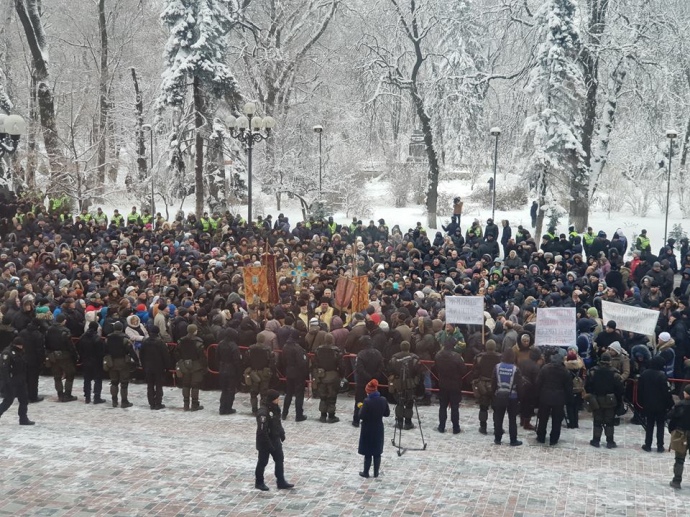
0;377;687;516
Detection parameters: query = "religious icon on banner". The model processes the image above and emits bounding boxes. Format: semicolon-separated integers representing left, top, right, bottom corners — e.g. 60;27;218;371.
290;252;309;288
243;266;269;304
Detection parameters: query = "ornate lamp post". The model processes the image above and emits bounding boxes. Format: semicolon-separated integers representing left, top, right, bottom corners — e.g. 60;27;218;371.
225;102;275;223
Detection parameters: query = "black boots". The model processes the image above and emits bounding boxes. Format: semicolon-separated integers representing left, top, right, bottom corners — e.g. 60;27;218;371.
111;385;119;407
327;413;339;423
255;481;269;491
670;461;683;489
120;385;133;408
191;389;203;411
277;479;294;489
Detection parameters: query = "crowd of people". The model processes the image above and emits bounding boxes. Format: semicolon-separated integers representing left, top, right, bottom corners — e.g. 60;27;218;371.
1;199;690;490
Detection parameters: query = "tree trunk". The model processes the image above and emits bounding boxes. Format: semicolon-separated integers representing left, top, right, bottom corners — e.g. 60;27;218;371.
576;0;611;231
412;88;440;229
15;0;63;187
95;0;108;189
193;75;205;217
25;75;37;188
130;67;146;185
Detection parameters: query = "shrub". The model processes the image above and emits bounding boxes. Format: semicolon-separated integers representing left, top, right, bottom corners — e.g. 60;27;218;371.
470;185;528;210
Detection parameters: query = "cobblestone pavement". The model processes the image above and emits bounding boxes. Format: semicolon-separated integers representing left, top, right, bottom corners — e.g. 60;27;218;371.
0;377;687;516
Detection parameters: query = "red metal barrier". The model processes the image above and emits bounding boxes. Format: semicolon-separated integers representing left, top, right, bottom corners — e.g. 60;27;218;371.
628;376;690;411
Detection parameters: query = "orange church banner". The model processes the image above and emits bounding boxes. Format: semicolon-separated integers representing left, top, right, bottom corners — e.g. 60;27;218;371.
243;266;269;304
351;276;370;313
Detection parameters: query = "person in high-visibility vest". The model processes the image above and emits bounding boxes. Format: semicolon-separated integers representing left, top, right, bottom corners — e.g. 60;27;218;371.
210;213;221;230
199;212;212;232
127;206;141;226
112;209;124;227
94;207;108;226
582;227;595;256
636;229;651;259
141;209;153;226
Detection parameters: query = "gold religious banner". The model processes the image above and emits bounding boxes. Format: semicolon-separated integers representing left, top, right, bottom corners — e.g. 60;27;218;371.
351;275;370;313
242;266;269;304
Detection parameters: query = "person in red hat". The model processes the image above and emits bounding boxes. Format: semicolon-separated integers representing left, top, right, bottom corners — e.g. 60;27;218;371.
357;379;390;478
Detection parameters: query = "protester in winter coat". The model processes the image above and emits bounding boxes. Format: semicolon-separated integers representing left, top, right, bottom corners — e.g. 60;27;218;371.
638;356;674;452
535;352;573;445
357;379;390;478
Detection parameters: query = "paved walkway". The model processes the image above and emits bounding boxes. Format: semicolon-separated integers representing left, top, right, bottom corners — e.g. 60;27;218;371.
0;378;687;516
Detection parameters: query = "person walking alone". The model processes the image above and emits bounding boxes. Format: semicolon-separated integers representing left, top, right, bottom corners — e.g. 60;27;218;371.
255;389;294;491
357;379;390;478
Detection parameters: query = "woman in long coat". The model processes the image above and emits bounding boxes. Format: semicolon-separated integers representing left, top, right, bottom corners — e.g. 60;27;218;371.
358;379;390;478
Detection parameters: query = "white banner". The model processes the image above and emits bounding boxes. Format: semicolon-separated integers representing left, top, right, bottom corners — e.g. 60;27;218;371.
445;296;484;326
601;300;659;336
535;307;576;347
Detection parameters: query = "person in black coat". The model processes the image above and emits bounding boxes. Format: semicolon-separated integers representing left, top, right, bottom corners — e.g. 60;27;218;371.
17;319;45;403
139;326;172;410
638;356;674;452
434;338;467;434
280;332;309;422
216;328;242;415
255;389;293;491
0;336;34;425
76;321;106;404
535;352;572;445
358;379;390;478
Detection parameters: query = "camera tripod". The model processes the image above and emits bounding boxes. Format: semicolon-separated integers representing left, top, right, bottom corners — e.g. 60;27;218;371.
390;362;428;456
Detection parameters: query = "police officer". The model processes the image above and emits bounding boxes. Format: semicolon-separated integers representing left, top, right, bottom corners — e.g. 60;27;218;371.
353;336;384;427
0;337;34;425
45;314;79;402
585;352;624;448
255;389;294;491
389;341;421;430
77;321;106;404
312;333;342;423
491;349;523;446
176;324;207;411
473;339;501;434
434;338;467;434
139;326;172;410
280;332;308;422
216;328;242;415
246;334;273;414
668;384;690;489
105;322;139;408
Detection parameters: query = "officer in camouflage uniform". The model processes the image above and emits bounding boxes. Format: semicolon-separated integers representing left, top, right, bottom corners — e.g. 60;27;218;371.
44;314;79;402
388;341;421;430
176;324;207;411
312;334;342;423
245;334;274;414
105;322;139;408
473;340;501;434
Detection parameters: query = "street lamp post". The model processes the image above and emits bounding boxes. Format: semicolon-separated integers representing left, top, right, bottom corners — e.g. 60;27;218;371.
142;124;155;218
664;129;678;244
225;102;275;223
490;127;501;220
313;125;323;196
0;114;27;189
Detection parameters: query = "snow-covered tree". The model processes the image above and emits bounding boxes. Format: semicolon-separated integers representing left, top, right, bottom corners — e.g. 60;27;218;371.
523;0;585;238
159;0;240;217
